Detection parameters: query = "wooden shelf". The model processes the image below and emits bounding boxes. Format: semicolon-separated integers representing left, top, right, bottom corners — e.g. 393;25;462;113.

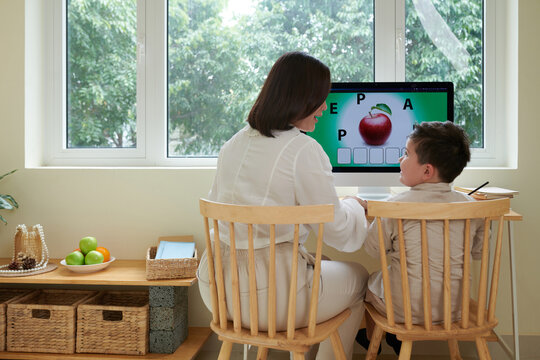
0;258;197;286
0;327;212;359
0;259;210;359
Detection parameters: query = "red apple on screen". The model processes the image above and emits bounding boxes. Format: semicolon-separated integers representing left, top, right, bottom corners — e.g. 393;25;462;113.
359;104;392;145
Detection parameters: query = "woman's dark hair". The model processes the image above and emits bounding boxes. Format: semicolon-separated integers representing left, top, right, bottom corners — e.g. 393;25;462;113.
409;121;471;183
247;52;331;137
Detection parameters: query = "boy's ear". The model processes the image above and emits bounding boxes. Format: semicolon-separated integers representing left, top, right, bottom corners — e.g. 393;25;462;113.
423;163;438;181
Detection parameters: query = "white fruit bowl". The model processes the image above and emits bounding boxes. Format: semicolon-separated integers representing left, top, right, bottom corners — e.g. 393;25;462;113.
60;257;116;273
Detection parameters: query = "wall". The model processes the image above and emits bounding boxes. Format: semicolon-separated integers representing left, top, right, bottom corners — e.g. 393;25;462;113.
1;0;539;340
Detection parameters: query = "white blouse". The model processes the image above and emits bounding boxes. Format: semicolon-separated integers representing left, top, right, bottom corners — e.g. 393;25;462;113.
208;125;368;251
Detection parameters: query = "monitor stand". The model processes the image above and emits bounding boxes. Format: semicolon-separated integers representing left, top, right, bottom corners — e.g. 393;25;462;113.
357;186;392;201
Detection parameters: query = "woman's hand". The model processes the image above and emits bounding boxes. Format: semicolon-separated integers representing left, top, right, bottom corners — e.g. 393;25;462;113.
344;196;368;212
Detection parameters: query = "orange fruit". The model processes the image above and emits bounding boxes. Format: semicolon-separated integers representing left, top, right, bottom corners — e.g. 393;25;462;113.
95;246;111;262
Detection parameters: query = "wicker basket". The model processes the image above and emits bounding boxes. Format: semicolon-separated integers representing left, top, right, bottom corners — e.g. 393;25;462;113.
76;290;149;355
145;236;198;280
0;289;34;351
6;289;96;354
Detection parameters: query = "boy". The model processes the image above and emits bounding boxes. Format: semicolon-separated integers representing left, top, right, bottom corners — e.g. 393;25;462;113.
356;121;484;354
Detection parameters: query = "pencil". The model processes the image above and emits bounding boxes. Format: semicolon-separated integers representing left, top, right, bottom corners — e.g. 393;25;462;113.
468;181;489;195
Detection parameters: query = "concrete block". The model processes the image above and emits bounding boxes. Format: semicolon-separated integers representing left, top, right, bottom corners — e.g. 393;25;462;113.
149;286;187;307
149;323;188;354
149;301;188;331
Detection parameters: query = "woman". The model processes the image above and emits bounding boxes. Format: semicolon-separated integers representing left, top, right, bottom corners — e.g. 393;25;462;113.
197;51;369;359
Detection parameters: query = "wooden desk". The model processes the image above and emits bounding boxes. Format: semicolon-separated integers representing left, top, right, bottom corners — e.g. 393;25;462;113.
504;209;522;221
0;259;211;360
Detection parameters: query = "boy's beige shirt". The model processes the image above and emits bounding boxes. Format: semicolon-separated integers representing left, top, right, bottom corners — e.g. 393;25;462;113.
364;182;484;324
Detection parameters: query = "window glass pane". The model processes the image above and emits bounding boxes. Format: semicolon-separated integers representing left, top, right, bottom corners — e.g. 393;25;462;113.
168;0;374;157
67;0;137;148
405;0;483;147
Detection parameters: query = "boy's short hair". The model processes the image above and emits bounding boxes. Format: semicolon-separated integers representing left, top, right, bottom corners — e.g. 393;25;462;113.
409;121;471;183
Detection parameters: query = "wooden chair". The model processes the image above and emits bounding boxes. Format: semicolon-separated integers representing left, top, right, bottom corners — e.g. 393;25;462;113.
199;198;349;360
364;198;510;360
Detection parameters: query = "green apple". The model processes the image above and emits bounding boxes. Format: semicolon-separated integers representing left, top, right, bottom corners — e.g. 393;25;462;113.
65;250;85;265
84;250;104;265
79;236;97;255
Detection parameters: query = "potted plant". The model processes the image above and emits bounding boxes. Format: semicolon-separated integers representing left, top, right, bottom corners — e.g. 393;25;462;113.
0;169;18;224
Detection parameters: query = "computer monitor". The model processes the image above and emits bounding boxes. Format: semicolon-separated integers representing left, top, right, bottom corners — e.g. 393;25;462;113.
308;82;454;199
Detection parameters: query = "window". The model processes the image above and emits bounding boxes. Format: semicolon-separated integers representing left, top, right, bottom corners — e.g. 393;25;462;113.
35;0;515;167
405;0;483;148
66;0;138;149
167;0;373;157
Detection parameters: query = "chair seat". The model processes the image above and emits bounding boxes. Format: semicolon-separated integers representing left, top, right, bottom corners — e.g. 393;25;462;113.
365;302;497;341
211;308;351;353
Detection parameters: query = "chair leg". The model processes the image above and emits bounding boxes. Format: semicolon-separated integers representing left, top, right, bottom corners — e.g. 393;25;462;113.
365;325;384;360
292;352;305;360
448;339;463;360
398;340;413;360
330;330;347;360
475;337;492;360
218;340;233;360
256;346;268;360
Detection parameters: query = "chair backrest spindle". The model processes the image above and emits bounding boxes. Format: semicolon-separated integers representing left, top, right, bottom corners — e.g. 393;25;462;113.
203;217;219;325
213;219;228;329
461;219;472;329
286;224;300;340
397;219;413;330
476;218;491;326
247;223;259;335
308;223;325;337
443;219;452;330
228;222;242;333
377;217;395;327
420;219;432;330
268;224;276;338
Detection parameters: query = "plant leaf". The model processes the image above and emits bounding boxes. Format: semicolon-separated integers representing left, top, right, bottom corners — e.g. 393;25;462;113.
0;214;7;225
0;169;17;182
371;103;392;116
0;195;18;208
0;197;14;210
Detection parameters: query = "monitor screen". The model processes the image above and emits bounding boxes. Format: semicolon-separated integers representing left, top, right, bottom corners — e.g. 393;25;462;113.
308;82;454;188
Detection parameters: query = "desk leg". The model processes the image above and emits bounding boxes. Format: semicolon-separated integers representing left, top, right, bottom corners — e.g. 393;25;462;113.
508;221;520;360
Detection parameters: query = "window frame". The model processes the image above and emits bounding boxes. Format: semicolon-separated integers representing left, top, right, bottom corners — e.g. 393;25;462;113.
35;0;516;168
47;0;147;165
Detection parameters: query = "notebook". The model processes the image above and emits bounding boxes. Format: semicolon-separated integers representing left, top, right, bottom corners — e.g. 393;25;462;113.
454;186;519;199
155;241;195;259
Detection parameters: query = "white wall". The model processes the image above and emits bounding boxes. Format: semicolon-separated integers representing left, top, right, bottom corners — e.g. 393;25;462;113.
1;0;539;336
